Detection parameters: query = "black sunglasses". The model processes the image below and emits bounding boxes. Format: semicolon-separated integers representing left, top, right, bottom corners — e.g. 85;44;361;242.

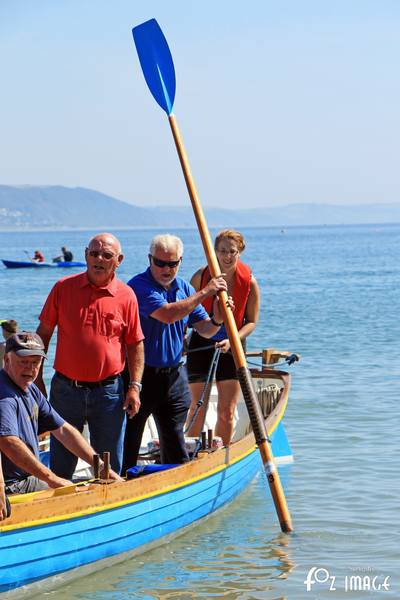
149;255;182;268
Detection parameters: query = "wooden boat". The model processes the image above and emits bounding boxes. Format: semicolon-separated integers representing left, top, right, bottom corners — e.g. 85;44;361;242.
1;260;85;269
0;350;296;598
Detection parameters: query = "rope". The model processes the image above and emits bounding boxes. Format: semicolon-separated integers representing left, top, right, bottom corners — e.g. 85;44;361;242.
184;347;221;435
185;343;216;354
246;358;287;369
246;353;299;369
187;341;299;369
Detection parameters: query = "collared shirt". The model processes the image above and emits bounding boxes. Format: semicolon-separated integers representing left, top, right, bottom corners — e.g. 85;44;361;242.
39;271;144;380
128;268;208;367
0;369;64;483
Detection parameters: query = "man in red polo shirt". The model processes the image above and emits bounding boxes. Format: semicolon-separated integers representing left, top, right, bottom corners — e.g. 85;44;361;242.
36;233;144;478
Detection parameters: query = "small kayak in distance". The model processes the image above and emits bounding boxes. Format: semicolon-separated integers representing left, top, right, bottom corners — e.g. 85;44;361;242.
1;260;85;269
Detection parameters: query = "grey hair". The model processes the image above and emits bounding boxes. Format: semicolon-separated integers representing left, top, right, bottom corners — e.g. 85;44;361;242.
150;234;183;256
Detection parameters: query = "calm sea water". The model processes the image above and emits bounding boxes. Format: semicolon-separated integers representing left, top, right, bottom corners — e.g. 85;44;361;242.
0;224;399;599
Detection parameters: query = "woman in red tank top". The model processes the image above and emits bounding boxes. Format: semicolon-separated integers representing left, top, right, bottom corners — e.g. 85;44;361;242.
186;229;260;445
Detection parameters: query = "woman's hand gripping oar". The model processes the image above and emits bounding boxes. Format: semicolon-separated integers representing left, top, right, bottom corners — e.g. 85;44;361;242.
131;19;293;532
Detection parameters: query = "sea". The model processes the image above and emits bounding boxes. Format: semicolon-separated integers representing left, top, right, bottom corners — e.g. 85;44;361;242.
0;223;399;599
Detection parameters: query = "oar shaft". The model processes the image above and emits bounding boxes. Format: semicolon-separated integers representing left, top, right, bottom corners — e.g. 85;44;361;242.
260;440;293;532
238;365;293;532
168;113;293;533
169;114;219;274
169;114;245;367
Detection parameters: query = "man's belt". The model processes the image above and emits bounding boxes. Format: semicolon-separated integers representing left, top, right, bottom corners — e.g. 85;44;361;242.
55;371;120;389
144;364;181;375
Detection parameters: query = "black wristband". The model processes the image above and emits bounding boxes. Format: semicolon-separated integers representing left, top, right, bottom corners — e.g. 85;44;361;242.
210;316;223;327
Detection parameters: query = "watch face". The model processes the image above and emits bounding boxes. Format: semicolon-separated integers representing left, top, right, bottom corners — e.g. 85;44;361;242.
130;381;142;391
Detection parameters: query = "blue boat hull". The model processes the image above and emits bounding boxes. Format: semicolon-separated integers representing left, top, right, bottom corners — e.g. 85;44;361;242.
1;451;254;591
0;363;293;597
0;423;291;596
1;260;85;269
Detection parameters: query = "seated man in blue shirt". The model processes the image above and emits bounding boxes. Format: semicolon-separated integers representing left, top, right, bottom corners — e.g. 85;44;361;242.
0;332;122;495
122;234;230;471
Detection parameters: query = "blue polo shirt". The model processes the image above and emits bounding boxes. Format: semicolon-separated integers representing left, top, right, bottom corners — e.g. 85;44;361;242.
128;268;209;367
0;369;64;483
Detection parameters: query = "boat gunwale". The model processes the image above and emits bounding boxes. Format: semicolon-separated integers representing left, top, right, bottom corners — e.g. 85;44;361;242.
1;368;290;533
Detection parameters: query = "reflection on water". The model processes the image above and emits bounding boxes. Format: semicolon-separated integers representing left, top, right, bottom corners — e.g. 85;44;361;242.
40;473;295;600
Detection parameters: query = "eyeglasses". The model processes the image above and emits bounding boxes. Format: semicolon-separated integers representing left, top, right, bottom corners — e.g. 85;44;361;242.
217;249;239;256
150;255;182;268
87;249;118;261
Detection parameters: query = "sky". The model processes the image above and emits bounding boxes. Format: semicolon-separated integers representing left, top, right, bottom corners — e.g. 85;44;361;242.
1;1;399;209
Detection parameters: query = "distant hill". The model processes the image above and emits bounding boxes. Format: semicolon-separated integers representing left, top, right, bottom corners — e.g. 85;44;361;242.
0;185;399;229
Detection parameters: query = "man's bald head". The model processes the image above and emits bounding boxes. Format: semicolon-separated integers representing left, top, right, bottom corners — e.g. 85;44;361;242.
85;233;124;287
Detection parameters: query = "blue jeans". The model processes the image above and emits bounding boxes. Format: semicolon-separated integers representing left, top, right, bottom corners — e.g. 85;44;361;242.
49;372;126;478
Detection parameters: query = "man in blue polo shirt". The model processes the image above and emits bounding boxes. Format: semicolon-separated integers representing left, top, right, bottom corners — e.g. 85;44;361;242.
0;332;121;494
122;234;229;471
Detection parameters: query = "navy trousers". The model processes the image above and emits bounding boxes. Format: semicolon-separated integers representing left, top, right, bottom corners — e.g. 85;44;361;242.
122;365;191;473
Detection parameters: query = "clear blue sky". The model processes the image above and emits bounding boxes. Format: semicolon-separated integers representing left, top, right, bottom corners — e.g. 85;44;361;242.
1;1;399;208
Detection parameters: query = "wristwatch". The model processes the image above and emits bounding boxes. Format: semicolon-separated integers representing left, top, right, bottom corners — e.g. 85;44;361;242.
128;380;142;392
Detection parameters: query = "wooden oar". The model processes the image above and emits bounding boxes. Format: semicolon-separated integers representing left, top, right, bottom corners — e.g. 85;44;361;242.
132;19;293;532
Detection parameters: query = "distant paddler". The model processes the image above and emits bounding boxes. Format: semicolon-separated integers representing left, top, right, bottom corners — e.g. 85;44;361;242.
32;249;44;263
53;246;74;263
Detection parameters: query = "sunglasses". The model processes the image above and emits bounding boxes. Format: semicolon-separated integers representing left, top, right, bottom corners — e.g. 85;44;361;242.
217;249;239;256
87;249;118;261
150;255;182;268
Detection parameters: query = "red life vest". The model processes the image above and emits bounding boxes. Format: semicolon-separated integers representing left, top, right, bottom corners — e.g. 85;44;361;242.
199;261;252;330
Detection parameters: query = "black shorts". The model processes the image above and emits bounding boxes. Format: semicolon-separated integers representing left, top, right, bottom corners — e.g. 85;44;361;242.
186;331;244;383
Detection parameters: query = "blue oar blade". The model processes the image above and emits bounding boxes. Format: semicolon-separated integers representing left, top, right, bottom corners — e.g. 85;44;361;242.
132;19;176;115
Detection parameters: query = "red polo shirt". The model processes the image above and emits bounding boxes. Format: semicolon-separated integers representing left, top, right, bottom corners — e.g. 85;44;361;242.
39;272;144;381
